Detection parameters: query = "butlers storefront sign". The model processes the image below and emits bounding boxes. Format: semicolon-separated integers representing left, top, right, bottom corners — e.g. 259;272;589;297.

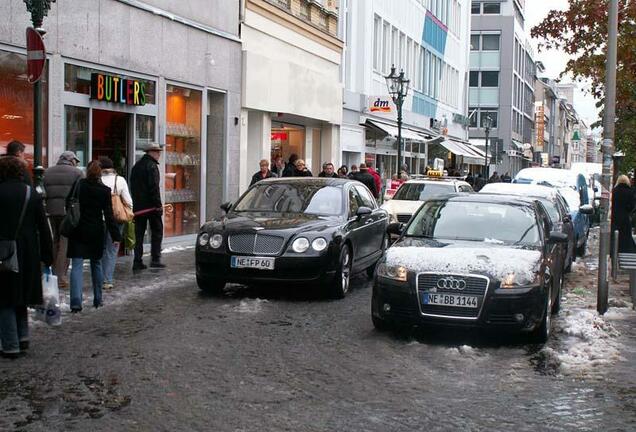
90;73;146;106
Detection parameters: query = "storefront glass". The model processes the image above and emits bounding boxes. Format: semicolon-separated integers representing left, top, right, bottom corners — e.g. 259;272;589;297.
165;85;202;237
64;106;89;167
135;114;156;162
271;122;305;165
0;50;48;168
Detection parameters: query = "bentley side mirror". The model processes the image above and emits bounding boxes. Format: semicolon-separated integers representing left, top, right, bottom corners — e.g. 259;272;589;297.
579;204;594;215
356;206;373;219
548;231;569;244
387;222;404;236
220;202;233;213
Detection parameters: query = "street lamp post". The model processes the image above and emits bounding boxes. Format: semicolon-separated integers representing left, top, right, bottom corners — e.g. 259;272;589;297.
385;65;410;177
482;115;492;178
23;0;55;188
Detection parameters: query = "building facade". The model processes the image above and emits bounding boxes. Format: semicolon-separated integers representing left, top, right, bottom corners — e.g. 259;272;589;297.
341;0;478;180
469;0;536;176
239;0;343;191
1;0;242;238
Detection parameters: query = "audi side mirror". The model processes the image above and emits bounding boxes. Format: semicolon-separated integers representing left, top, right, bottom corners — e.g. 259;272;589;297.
356;206;373;219
387;222;403;236
548;231;569;244
220;202;232;213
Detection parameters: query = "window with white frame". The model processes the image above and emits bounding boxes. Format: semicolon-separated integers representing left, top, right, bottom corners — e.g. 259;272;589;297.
383;22;390;73
373;15;381;71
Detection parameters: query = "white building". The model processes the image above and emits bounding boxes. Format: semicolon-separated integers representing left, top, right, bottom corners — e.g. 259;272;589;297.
340;0;478;179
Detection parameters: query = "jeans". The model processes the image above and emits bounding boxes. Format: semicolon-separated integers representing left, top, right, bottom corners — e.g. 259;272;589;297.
0;306;28;354
49;215;70;285
70;258;104;310
101;224;123;285
134;213;163;263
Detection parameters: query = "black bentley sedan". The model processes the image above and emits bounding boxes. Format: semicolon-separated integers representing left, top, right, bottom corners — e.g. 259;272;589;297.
372;194;567;342
196;178;389;298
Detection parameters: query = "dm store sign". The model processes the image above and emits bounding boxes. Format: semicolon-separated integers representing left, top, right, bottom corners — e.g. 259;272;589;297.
90;73;146;106
367;96;394;114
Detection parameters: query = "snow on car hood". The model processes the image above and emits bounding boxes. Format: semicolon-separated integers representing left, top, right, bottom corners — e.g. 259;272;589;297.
385;242;542;282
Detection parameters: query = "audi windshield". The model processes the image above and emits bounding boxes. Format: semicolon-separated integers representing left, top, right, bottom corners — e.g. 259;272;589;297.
405;200;541;246
233;183;344;216
393;183;454;201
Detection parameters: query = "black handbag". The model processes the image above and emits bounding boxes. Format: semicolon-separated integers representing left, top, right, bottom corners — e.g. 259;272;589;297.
60;178;81;237
0;186;31;273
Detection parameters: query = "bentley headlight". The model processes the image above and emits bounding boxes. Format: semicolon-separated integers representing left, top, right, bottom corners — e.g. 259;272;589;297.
311;238;328;252
292;237;310;253
377;263;408;282
198;233;210;247
500;272;541;288
210;234;223;249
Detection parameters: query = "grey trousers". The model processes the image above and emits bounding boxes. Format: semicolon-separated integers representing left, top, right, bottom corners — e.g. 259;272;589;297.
0;306;29;354
50;215;70;285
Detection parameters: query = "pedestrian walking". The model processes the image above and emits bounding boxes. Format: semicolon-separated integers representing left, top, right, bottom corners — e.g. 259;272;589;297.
130;144;165;270
348;164;358;179
501;172;512;183
474;174;486;192
0;156;53;358
293;159;313;177
351;163;378;197
337;165;349;178
282;154;299;177
2;141;32;186
271;156;285;177
367;163;382;199
99;156;132;290
250;159;277;186
465;172;474;187
318;162;338;178
67;160;121;312
612;175;636;253
43;151;82;288
488;171;501;183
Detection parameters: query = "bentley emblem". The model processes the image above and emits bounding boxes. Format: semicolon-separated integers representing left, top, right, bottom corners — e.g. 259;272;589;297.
253;227;265;231
436;277;466;290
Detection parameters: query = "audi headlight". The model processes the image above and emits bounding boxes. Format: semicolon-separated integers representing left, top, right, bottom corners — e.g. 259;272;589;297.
500;272;541;288
210;234;223;249
377;263;408;282
198;233;210;247
292;237;310;253
311;238;328;252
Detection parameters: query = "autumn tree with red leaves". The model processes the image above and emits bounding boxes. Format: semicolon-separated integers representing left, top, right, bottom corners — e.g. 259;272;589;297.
532;0;636;167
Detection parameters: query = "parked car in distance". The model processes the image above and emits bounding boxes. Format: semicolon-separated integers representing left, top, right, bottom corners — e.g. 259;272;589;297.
381;178;473;225
557;186;594;255
479;183;576;272
196;178;389;298
372;194;567;343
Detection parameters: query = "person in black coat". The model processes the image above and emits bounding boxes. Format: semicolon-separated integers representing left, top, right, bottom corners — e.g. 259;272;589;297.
67;161;122;311
612;175;636;253
351;163;378;197
282;154;299;177
318;162;339;178
0;156;53;358
250;159;277;186
130;145;164;270
292;159;313;177
2;140;32;187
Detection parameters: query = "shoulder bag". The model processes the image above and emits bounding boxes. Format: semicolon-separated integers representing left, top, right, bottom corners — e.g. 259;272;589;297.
60;178;81;237
0;186;31;273
111;175;134;223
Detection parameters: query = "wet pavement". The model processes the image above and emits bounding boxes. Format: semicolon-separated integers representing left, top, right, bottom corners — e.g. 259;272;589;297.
1;234;636;432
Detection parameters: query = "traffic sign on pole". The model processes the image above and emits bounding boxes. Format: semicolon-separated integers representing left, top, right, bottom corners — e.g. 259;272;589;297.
26;27;46;84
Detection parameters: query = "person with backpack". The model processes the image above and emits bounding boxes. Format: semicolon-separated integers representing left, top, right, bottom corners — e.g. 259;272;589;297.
99;156;133;291
0;156;53;358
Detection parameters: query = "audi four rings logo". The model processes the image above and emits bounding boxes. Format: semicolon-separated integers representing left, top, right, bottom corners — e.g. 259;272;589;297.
437;277;467;290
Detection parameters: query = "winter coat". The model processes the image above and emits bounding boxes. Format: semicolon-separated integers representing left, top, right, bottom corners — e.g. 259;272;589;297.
0;180;53;307
272;165;285;177
66;179;122;260
282;163;297;178
250;170;277;186
351;171;378;197
293;168;313;177
611;183;636;253
318;172;339;178
368;168;382;197
130;154;162;212
0;155;32;187
101;170;133;207
43;160;83;216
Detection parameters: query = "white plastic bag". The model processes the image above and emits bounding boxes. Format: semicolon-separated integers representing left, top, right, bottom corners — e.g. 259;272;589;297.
34;268;62;326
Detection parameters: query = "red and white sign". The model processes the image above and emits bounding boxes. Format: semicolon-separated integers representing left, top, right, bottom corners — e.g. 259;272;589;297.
26;27;46;84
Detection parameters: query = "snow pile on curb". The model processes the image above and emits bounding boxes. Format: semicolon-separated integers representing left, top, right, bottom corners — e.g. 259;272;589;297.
446;345;483;358
232;298;269;313
162;245;195;254
545;308;624;375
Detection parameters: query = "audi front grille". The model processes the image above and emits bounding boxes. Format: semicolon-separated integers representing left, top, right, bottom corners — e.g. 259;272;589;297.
416;273;489;320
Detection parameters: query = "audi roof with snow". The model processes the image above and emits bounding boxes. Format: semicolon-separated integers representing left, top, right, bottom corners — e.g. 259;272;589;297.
381;178;473;225
372;194;567;342
196;178;389;298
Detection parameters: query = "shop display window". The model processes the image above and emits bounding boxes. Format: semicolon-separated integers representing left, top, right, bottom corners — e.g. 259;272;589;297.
135;114;156;162
270;122;304;165
64;64;156;105
64;106;89;167
0;50;48;168
165;85;201;237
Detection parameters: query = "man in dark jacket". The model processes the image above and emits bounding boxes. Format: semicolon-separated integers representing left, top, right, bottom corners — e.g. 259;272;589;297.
351;163;378;197
250;159;277;186
43;151;82;287
318;162;338;178
130;144;164;270
282;154;299;177
2;140;32;186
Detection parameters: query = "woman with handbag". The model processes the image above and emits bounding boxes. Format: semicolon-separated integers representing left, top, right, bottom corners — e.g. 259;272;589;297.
99;157;133;290
0;156;53;358
67;160;122;312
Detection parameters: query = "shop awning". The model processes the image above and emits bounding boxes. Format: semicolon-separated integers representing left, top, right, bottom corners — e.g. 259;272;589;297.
366;120;428;142
439;139;486;165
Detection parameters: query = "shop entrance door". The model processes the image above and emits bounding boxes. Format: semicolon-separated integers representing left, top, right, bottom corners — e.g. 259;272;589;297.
92;109;132;176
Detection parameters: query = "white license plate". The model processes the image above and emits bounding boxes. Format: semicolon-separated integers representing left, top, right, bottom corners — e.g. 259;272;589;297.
422;293;478;308
231;256;275;270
